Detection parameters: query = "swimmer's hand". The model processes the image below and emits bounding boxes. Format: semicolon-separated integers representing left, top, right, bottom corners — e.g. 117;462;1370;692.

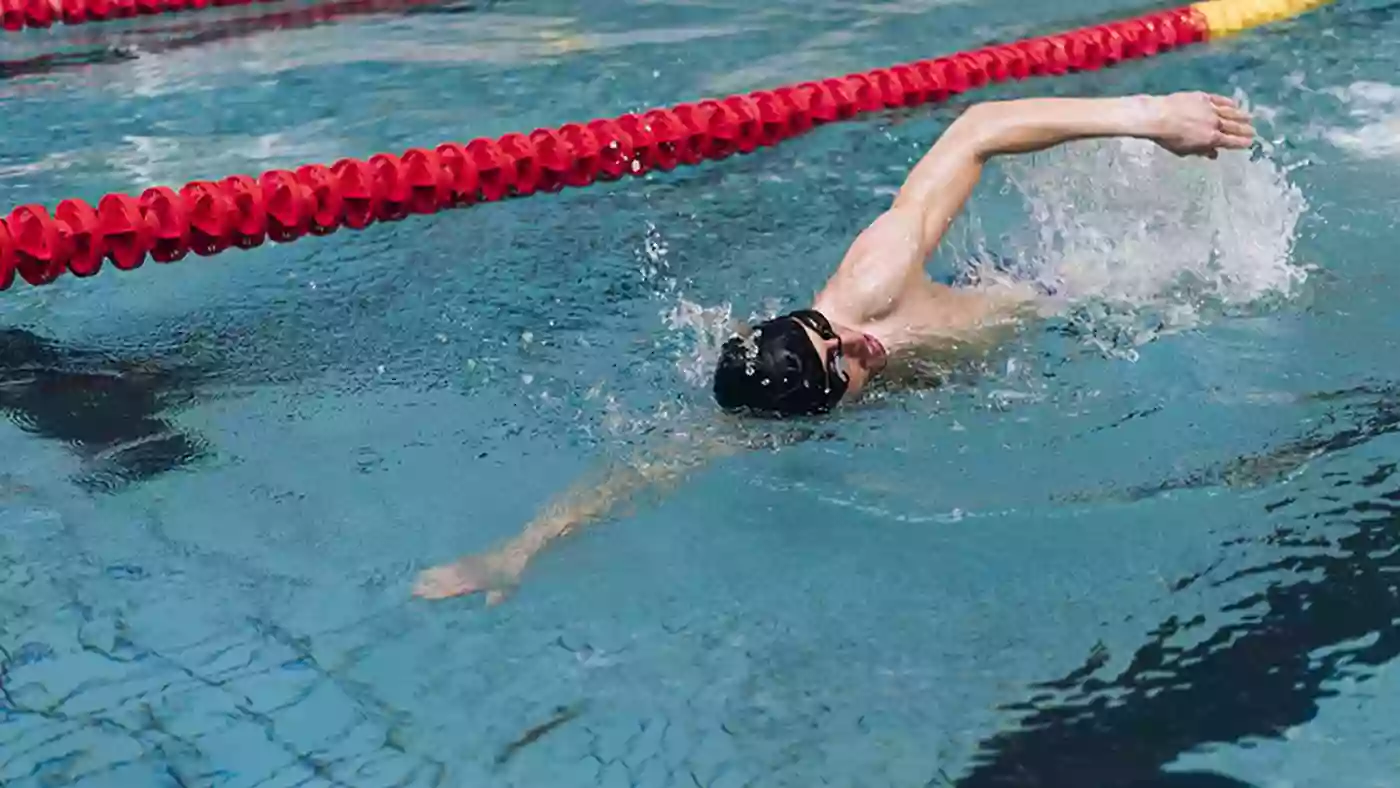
1148;92;1255;160
413;548;527;604
414;436;732;606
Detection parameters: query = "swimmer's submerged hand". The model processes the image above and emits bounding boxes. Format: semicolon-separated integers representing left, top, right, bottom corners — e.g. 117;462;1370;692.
1148;92;1255;159
414;436;734;607
413;548;527;605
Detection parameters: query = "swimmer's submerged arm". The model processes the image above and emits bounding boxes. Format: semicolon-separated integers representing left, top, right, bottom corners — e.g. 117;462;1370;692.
413;433;742;602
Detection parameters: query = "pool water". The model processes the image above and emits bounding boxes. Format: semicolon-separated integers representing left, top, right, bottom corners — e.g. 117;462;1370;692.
4;0;1400;785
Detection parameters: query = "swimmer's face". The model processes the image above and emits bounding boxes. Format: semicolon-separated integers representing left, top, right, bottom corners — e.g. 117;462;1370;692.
790;310;887;400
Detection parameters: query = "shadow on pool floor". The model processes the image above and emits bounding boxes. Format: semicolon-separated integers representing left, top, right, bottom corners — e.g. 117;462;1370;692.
0;327;210;493
956;384;1400;788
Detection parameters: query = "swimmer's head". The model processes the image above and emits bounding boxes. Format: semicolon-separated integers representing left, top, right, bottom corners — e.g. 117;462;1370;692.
712;309;885;417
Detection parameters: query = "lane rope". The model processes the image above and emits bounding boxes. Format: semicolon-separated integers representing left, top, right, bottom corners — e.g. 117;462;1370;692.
1191;0;1333;37
0;0;1335;293
3;0;283;31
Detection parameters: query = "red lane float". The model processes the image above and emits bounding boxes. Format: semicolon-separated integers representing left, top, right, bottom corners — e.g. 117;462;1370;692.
0;0;471;83
0;7;1210;293
53;0;451;51
1;0;283;32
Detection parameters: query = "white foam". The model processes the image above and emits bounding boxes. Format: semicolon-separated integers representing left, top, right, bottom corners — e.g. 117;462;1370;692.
989;134;1308;355
661;298;734;389
1005;139;1306;305
1317;80;1400;159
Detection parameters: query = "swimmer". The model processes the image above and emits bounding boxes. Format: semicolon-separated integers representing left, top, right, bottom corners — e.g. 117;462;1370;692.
415;91;1256;602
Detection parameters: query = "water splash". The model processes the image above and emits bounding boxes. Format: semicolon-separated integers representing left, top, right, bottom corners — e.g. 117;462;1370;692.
992;135;1309;357
663;297;735;389
629;220;739;390
637;221;676;297
1315;80;1400;159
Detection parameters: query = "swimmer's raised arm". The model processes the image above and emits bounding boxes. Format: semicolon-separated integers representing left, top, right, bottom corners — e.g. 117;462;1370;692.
824;93;1255;325
899;93;1254;254
413;431;744;603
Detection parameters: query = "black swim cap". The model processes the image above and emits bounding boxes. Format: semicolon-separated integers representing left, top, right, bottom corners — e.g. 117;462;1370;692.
712;312;848;417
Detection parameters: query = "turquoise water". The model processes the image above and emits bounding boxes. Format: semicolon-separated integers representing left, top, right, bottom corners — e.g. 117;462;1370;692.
3;0;1400;785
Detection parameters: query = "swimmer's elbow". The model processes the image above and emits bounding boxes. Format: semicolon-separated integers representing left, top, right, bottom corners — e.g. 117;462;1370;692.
947;102;1013;162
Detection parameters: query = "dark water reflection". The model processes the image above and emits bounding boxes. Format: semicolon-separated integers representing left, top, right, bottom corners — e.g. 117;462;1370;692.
0;328;209;492
958;384;1400;787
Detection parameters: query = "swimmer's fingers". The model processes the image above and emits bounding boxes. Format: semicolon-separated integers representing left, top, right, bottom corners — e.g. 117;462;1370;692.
1207;93;1245;112
1211;108;1256;150
413;549;527;603
413;560;495;600
1210;95;1255;131
1213;129;1255;151
1212;131;1255;150
412;565;472;600
1216;102;1252;124
1218;119;1255;140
